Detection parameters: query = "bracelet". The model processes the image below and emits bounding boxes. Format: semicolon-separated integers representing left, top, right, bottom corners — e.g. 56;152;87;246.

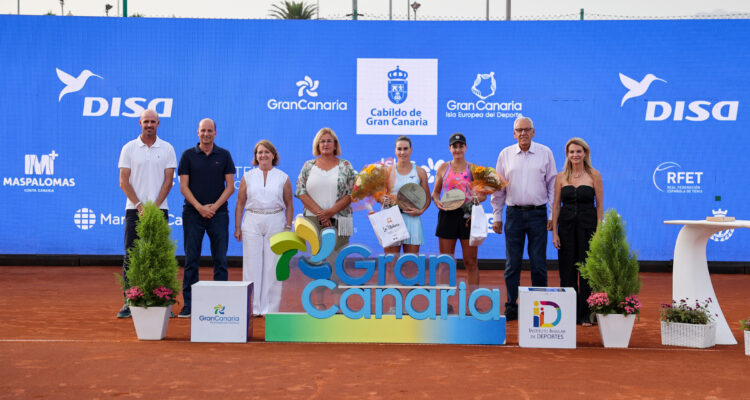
135;201;142;208
285;224;292;229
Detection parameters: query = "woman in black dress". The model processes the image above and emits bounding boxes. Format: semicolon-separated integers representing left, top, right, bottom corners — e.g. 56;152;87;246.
551;138;603;326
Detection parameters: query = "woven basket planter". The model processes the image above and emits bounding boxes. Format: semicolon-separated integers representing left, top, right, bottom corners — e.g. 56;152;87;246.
660;321;716;348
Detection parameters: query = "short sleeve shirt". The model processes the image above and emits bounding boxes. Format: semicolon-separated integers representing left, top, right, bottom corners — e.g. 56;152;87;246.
118;136;177;210
177;144;236;212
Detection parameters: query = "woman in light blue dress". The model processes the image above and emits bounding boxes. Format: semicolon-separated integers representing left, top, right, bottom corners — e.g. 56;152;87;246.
383;137;431;307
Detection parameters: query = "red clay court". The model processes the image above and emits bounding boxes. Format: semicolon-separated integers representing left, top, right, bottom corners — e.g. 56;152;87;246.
1;266;748;399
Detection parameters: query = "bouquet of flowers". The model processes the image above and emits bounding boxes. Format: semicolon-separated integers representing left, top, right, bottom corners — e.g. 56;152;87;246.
740;318;750;331
660;298;716;325
586;292;642;315
470;165;507;194
351;163;390;208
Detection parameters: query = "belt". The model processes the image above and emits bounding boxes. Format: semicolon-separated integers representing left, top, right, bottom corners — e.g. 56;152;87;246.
246;208;283;215
509;205;546;210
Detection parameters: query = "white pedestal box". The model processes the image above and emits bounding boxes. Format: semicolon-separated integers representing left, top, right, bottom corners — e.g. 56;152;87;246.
190;281;254;343
518;287;576;349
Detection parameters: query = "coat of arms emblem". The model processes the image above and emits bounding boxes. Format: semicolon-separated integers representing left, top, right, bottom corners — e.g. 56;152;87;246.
387;66;408;104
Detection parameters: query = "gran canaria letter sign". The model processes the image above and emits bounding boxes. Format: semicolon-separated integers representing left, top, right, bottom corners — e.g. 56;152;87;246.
264;216;506;345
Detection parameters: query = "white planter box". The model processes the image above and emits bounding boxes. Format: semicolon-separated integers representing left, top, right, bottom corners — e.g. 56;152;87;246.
130;305;172;340
596;313;636;348
518;287;577;349
745;330;749;356
660;321;716;348
191;281;253;343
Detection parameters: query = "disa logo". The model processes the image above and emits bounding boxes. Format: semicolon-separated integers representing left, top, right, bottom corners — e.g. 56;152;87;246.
56;68;174;118
619;72;738;121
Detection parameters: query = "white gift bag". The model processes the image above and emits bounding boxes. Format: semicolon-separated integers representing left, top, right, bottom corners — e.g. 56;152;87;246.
368;206;410;248
469;203;488;247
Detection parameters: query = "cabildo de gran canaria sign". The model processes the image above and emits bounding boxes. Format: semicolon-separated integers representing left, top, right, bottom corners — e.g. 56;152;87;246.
265;217;506;345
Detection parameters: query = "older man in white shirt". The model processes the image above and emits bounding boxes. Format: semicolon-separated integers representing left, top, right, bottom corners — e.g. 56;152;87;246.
491;116;556;321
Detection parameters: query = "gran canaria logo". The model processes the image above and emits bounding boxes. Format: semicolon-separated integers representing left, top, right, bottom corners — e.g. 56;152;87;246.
270;217;337;282
270;216;502;321
267;76;347;111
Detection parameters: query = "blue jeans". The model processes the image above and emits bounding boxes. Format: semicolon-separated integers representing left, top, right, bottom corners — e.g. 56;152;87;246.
182;207;229;309
504;207;548;311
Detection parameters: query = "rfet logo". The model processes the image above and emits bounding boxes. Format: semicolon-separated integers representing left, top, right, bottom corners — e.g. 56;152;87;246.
619;72;738;121
652;162;703;194
56;68;173;117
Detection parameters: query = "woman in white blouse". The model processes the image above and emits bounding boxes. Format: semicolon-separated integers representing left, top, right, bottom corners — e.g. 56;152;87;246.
295;127;356;310
234;140;293;316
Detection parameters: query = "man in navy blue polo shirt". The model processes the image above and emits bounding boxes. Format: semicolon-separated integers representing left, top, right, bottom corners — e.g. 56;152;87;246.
177;118;236;318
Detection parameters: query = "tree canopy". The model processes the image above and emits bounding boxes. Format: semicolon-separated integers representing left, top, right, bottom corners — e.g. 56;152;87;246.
269;1;318;19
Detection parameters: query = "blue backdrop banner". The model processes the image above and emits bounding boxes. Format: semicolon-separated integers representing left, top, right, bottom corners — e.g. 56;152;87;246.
1;16;747;260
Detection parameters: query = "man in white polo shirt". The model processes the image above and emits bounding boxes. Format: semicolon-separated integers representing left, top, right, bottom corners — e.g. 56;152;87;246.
116;109;177;318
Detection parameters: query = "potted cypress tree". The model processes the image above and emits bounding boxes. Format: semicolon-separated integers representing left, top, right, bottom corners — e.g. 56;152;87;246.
117;202;181;340
579;209;642;348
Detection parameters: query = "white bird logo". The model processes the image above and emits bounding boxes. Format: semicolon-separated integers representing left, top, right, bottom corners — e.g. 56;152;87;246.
619;73;666;107
296;76;319;97
56;68;102;102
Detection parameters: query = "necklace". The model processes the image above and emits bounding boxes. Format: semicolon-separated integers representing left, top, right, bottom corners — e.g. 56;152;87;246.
572;171;584;179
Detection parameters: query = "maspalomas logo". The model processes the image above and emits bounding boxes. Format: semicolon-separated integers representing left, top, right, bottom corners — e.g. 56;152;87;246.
266;76;347;111
357;58;438;135
619;72;738;121
3;150;76;193
710;209;734;242
445;71;522;120
56;67;173;117
652;162;703;194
